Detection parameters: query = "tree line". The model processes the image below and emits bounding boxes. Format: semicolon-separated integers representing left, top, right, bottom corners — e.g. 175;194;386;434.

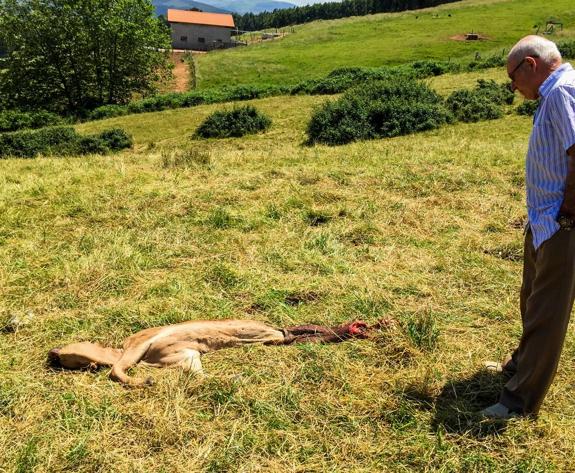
233;0;461;32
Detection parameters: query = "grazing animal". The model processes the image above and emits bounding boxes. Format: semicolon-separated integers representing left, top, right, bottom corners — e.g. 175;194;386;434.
48;319;384;387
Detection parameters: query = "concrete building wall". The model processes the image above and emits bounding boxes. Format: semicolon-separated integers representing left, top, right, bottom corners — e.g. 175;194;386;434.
170;23;233;50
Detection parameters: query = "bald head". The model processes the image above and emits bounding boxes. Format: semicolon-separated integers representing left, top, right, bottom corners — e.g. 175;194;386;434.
507;35;562;100
508;35;562;68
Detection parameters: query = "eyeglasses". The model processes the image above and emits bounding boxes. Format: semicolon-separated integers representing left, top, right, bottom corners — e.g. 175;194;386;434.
508;58;527;82
508;55;539;82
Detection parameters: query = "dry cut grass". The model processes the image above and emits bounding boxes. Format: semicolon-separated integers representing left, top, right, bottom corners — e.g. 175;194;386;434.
2;81;575;471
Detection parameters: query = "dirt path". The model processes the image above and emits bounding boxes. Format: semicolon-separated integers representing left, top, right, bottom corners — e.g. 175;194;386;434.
171;52;189;92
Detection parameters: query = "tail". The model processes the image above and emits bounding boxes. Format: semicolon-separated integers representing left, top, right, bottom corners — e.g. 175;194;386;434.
110;342;154;387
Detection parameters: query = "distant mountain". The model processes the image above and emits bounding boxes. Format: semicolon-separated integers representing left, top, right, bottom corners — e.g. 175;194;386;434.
153;1;232;16
289;0;340;4
205;0;296;14
153;0;341;16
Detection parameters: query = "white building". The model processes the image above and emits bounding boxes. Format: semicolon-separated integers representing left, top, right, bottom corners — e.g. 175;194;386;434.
167;9;236;51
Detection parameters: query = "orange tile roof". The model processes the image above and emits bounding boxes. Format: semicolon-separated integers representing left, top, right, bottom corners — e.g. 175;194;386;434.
167;9;235;28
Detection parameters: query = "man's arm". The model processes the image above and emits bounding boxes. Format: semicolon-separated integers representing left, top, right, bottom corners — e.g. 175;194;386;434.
560;144;575;216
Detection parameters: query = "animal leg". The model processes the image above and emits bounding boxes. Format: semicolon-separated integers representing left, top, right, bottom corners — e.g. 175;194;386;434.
110;342;154;387
178;349;204;376
148;345;204;376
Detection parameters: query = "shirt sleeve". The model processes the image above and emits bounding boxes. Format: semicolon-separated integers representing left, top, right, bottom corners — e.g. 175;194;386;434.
549;86;575;152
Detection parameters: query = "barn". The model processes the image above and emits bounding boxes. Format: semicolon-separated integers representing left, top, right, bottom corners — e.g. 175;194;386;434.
167;9;236;51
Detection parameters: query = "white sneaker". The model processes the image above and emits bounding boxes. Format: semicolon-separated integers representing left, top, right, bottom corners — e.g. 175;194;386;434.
483;361;503;373
484;354;514;374
480;403;519;420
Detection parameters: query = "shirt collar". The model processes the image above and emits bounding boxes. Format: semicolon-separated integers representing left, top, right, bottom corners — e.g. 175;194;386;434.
539;63;573;98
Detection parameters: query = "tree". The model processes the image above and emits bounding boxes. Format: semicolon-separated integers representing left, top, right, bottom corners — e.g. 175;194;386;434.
0;0;171;114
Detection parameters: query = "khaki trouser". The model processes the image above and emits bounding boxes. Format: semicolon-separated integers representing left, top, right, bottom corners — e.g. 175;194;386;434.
500;227;575;415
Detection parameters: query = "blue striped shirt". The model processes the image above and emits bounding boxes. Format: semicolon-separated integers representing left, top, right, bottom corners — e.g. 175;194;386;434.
527;62;575;249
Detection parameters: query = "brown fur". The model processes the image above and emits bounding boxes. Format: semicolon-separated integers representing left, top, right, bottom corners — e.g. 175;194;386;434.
49;319;379;387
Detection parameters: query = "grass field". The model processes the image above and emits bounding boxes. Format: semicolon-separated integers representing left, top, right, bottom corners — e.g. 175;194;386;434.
2;63;575;471
196;0;575;89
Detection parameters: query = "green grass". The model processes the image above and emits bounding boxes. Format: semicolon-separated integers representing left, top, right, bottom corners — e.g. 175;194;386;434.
2;66;575;470
196;0;575;89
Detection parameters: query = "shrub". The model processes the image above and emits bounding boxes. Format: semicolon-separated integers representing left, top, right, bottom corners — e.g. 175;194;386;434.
445;80;512;123
195;105;272;139
516;99;540;116
558;40;575;59
180;92;208;107
0;126;77;157
446;89;502;122
0;126;132;158
88;105;129;120
0;110;63;132
407;60;460;78
475;79;515;105
98;128;133;151
467;54;506;71
306;78;453;146
291;66;402;95
220;84;287;101
124;85;286;116
76;136;109;154
57;59;461;124
306;97;374;145
292;67;374;95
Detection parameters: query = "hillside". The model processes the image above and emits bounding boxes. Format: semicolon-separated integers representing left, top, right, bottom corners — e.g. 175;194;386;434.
195;0;575;89
3;66;575;470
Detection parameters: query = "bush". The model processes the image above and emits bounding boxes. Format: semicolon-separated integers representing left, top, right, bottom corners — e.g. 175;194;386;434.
516;99;540;116
467;55;506;71
558;40;575;59
59;59;462;125
124;85;286;116
407;60;460;78
219;84;288;101
446;89;502;122
98;128;133;151
306;78;453;146
0;110;63;132
306;97;374;145
195;105;272;139
292;67;376;95
0;126;78;157
446;80;512;123
88;104;129;120
76;136;109;154
291;66;405;95
0;126;132;158
475;79;515;105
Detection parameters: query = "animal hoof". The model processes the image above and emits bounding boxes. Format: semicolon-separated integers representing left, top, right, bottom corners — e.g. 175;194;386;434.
144;377;155;386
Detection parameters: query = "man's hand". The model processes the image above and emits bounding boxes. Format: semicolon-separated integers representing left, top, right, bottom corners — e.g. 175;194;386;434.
560;145;575;217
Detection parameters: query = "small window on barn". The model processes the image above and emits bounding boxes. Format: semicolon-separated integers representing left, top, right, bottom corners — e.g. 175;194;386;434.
198;37;205;43
180;36;188;42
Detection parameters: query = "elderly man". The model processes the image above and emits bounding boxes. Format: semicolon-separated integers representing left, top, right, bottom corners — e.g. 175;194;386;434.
482;36;575;419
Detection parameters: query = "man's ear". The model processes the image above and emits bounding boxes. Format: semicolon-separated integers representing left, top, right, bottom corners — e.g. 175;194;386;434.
525;56;538;72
